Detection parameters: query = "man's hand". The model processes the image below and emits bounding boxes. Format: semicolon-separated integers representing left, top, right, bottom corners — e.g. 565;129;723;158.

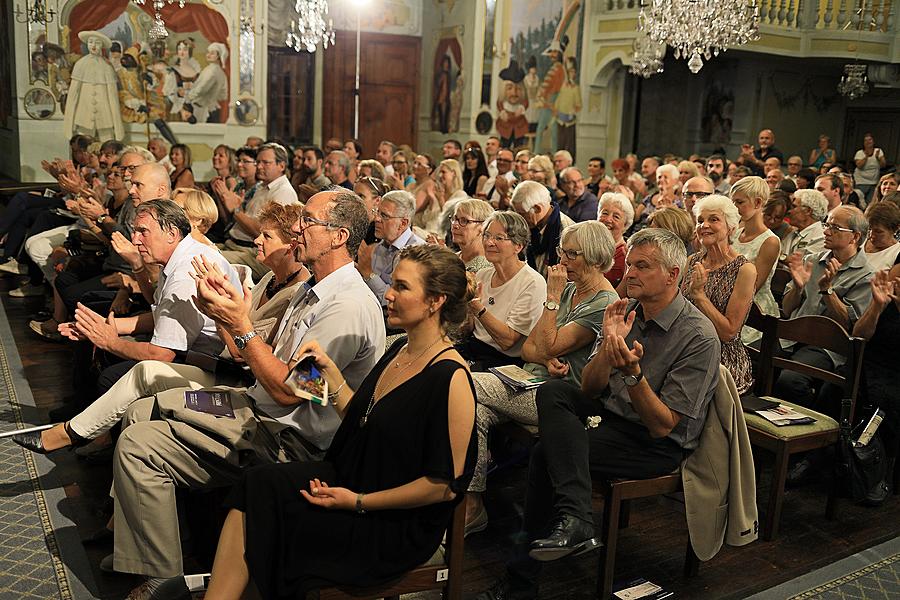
58;171;86;195
547;357;570;378
58;321;87;342
356;240;375;278
192;257;252;334
110;288;132;315
817;257;840;292
101;271;130;289
786;251;812;289
73;304;119;351
110;231;143;270
78;197;108;221
605;334;644;377
602;298;636;341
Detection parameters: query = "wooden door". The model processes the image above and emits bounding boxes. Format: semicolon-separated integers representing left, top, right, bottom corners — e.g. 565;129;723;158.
842;108;900;169
267;47;316;146
323;30;420;155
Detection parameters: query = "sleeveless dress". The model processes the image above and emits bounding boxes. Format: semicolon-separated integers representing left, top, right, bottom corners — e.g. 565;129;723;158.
224;340;476;599
733;226;780;344
681;253;754;395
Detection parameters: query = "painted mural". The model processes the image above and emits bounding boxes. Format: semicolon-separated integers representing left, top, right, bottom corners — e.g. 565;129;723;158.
500;0;584;156
431;27;464;134
31;0;230;127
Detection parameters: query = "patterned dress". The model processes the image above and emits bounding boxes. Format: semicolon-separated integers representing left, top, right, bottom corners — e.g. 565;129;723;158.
681;253;754;394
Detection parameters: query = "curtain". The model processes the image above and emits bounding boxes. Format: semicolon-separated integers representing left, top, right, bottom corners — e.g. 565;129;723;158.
67;0;130;50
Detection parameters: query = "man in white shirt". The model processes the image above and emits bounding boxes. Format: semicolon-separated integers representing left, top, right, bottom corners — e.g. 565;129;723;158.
375;140;396;178
485;136;501;178
109;190;385;596
147;137;174;175
815;173;844;212
782;189;828;258
253;143;299;206
483;148;517;207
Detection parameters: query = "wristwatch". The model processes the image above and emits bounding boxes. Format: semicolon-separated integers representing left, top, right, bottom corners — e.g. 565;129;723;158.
233;330;258;350
356;493;367;514
622;372;644;387
543;300;560;311
96;214;108;226
818;287;834;296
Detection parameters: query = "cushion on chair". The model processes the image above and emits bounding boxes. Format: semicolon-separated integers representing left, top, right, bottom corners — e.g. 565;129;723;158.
743;397;838;440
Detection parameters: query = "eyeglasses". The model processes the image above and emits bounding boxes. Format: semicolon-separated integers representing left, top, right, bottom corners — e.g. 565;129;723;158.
683;190;711;200
482;232;512;243
238;159;256;165
824;222;854;233
375;211;402;221
300;214;341;229
451;216;483;227
122;164;138;172
556;246;584;260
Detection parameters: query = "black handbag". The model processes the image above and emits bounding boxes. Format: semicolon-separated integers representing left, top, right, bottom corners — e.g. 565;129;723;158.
834;399;890;506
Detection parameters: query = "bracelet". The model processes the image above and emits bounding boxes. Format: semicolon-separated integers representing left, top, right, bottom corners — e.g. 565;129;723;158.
328;379;346;403
476;307;487;318
355;492;366;514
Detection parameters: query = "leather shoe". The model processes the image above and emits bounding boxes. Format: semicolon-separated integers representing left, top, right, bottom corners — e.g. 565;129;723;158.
786;457;818;488
81;526;113;546
528;514;601;562
11;430;48;454
472;578;537;600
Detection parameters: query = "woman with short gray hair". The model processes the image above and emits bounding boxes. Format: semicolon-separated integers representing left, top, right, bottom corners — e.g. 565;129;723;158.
598;192;633;287
459;211;545;370
451;199;493;272
464;220;619;535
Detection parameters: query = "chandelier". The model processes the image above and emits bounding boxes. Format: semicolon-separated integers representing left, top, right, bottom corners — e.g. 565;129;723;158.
638;0;760;74
14;0;56;25
630;30;665;78
132;0;186;40
838;64;869;100
286;0;335;53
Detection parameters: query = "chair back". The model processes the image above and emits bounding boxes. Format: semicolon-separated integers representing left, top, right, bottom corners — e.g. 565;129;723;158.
743;304;777;396
770;267;792;309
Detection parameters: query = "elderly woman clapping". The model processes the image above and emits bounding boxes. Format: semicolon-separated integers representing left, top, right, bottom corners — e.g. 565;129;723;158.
597;192;633;287
681;195;757;395
464;221;619;535
634;163;681;231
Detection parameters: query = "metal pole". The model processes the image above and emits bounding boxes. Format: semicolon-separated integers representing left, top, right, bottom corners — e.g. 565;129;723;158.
354;9;361;139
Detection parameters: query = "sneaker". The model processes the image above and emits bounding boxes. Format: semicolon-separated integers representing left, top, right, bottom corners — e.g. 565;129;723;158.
0;259;26;275
9;282;45;298
28;319;64;342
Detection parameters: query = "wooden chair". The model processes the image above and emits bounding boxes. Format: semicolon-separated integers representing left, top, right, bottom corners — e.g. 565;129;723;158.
742;314;866;541
770;267;792;311
305;498;467;600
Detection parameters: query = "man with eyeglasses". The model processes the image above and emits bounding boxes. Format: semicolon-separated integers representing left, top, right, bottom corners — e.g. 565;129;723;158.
105;190;385;597
558;167;598;223
782;189;828;258
325;150;354;190
357;190;424;306
483;148;517;208
785;155;804;182
776;205;873;413
681;176;715;217
254;143;299;206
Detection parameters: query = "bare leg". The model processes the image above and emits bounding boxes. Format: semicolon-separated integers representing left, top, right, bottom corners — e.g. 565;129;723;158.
39;423;72;451
205;509;250;600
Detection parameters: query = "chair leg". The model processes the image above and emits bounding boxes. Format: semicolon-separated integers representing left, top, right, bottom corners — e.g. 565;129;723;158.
684;539;699;578
764;447;790;541
598;485;622;599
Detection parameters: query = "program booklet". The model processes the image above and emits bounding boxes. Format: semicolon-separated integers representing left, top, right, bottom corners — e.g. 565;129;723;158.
754;404;816;426
613;578;673;600
184;389;235;418
284;353;329;406
488;365;548;390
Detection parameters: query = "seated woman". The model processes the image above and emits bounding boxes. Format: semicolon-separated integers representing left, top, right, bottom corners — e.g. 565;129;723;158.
357;158;386;182
863;202;900;271
871;172;899;205
169;143;195;189
464;221;618;535
457;211;546;370
202;244;476;599
13;202;308;454
597;192;634;287
681;195;757;395
729;176;780;343
450;198;493;272
633;163;681;232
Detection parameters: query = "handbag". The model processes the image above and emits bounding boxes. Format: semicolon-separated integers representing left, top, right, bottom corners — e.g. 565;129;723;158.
834;398;890;506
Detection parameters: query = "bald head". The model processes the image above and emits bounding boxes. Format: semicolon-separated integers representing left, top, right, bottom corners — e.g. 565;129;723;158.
129;163;172;205
682;176;715;213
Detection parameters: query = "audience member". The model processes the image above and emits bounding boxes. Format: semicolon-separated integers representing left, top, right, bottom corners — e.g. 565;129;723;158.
432;158;468;237
785;155;804;182
808;134;837;171
552;150;573;176
459;211;546;369
611;158;645;200
766;167;784;193
168;143;195;189
375;140;396;177
526;155;555;191
763;191;794;243
483;148;516;208
815;172;843;212
512;181;574;277
513;149;532;182
343;138;362;183
641;156;660;194
357;158;386;182
706;154;730;195
442;138;463;160
300;146;331;190
558;167;598;223
451;198;493;272
634;163;680;231
839;172;865;208
862;201;900;270
409;154;438;229
677;160;700;187
681;175;715;217
254;143;299;206
147;137;173;174
739;128;783;175
782;189;828;257
464;221;618;535
871;172;899;204
389;150;415;189
324;137;343;153
597;192;633;288
463;147;490;198
646;206;695;257
353;175;389;245
325;150;354;190
854;133;886;201
795;168;817;190
485;136;501;177
171;187;218;246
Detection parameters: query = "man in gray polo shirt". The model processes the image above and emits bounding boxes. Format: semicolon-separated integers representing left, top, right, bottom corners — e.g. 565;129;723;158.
477;228;720;600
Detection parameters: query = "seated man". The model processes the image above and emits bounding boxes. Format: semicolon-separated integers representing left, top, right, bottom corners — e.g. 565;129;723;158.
476;228;720;600
109;190;385;597
357;189;425;306
511;181;574;278
558;167;599;223
781;189;828;259
775;205;873;412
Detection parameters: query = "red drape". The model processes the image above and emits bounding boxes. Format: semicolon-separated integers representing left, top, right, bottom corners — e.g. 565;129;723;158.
433;36;462;78
67;0;230;122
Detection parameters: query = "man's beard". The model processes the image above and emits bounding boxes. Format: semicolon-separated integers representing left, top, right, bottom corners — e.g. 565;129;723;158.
708;171;722;183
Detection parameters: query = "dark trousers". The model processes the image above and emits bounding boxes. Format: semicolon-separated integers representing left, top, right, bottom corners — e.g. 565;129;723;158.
0;192;61;237
4;203;68;261
773;345;841;418
54;272;107;316
506;380;684;592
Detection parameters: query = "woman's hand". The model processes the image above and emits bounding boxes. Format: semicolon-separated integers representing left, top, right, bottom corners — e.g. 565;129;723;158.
290;340;342;385
687;263;708;299
870;269;897;307
546;264;567;301
468;282;485;314
300;478;356;511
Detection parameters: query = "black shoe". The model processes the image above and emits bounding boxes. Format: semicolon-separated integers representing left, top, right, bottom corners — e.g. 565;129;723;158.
81;526;113;546
472;579;537;600
11;430;49;454
785;457;817;488
528;514;601;562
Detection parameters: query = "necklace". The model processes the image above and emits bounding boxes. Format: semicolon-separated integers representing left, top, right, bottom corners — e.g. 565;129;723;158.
265;269;303;298
359;336;445;427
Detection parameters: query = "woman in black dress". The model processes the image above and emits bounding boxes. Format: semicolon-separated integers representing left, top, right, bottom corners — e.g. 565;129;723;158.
204;244;477;599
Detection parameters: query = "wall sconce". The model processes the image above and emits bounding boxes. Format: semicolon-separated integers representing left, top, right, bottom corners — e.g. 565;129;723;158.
15;0;55;24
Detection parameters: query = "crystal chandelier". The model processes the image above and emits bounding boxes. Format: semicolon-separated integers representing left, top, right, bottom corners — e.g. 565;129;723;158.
838;64;869;100
638;0;760;74
132;0;186;40
630;30;665;78
286;0;335;53
14;0;56;25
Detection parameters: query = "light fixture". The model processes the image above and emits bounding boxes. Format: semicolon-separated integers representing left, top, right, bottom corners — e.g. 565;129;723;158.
14;0;55;24
638;0;760;74
630;30;665;78
286;0;335;53
132;0;186;40
838;64;869;100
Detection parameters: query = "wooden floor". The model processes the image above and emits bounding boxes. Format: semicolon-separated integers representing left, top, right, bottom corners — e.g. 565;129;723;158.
2;273;898;599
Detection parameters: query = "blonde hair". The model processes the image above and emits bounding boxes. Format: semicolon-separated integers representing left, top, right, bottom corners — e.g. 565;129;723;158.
648;206;694;246
438;159;464;196
357;159;386;181
172;187;218;233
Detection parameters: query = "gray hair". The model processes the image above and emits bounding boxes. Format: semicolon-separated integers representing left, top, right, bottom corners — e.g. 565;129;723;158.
381;190;416;220
560;166;583;183
656;163;679;181
328;151;351;176
560;221;615;272
627;228;688;282
325;191;369;258
511;180;551;212
134;199;192;240
554;149;573;164
121;146;154;164
454;198;494;223
693;194;742;234
260;142;288;166
483;210;530;247
599;192;635;230
794;189;829;221
835;205;869;247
